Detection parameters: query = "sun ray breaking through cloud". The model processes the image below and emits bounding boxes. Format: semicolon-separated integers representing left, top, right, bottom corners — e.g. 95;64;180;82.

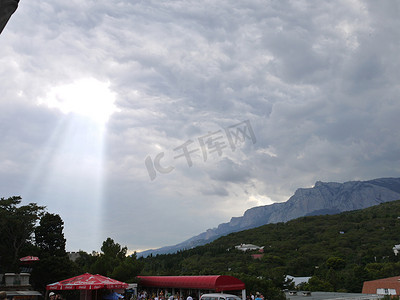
23;78;119;249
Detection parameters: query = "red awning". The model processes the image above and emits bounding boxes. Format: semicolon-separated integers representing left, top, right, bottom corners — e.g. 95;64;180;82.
47;273;129;290
137;275;245;292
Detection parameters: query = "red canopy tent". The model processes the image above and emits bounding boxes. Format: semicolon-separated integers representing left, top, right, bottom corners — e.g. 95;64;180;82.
20;256;40;262
46;273;129;290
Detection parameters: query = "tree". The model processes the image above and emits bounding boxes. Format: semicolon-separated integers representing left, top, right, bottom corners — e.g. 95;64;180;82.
74;251;98;273
0;196;45;271
31;213;77;292
238;274;286;300
35;213;66;257
111;253;144;282
92;238;127;276
31;255;78;293
91;238;143;281
326;257;346;270
303;276;333;292
101;237;127;260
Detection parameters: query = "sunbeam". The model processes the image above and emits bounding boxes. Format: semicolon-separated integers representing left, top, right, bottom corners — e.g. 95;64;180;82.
26;77;119;249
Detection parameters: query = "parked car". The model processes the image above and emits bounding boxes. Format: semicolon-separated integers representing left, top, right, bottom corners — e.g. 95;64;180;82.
200;293;242;300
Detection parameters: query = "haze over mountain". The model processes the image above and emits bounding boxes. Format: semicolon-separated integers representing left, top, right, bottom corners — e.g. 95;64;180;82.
138;177;400;257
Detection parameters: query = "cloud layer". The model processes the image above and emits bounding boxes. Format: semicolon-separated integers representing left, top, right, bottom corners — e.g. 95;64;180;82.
1;0;400;252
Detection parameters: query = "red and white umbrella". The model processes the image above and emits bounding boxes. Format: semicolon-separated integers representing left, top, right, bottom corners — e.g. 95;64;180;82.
20;256;40;262
46;273;128;291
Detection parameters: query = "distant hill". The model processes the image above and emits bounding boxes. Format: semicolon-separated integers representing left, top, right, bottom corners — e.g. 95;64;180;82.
140;199;400;293
138;177;400;257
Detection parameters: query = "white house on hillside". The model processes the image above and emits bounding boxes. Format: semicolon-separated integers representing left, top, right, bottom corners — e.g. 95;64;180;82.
235;244;264;251
393;244;400;256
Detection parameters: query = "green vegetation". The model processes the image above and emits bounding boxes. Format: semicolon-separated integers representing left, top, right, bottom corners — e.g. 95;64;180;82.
87;237;144;282
139;199;400;296
0;196;143;294
4;195;400;299
0;196;45;271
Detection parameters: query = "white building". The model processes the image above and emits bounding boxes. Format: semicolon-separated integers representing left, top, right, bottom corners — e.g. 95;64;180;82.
235;244;264;251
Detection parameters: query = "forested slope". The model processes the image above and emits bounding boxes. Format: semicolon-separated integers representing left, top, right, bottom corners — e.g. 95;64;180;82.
139;177;400;257
140;200;400;295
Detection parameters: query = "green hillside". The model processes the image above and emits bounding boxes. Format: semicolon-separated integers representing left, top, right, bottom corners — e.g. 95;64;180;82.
139;200;400;297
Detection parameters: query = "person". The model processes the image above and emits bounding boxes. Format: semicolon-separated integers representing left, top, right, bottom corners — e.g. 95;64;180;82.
186;295;193;300
49;292;56;300
0;291;7;300
255;293;262;300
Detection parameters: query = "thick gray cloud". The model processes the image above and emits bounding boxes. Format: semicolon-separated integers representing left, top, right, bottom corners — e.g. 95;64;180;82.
1;0;399;252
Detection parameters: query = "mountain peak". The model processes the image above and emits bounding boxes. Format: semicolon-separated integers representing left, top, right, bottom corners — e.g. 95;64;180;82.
138;177;400;257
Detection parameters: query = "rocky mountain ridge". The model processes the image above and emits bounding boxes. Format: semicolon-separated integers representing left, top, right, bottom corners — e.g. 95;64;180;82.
138;177;400;257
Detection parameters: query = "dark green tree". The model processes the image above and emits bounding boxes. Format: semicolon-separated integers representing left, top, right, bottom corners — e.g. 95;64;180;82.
303;276;333;292
90;238;143;281
0;196;45;271
31;255;77;293
111;252;144;282
326;257;346;270
35;213;66;257
238;274;285;300
74;251;98;273
101;237;127;260
31;213;77;292
92;238;127;276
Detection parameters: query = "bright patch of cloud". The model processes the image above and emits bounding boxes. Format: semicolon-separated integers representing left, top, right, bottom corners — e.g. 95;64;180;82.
38;78;119;124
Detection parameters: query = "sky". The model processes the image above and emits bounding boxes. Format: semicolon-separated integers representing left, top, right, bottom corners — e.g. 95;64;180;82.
1;0;400;254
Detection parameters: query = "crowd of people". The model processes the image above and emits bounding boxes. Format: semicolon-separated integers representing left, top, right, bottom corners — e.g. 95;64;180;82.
248;292;265;300
0;289;263;300
49;292;63;300
136;290;264;300
137;290;195;300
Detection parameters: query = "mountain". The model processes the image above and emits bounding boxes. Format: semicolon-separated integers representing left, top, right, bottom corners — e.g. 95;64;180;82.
140;199;400;293
138;177;400;257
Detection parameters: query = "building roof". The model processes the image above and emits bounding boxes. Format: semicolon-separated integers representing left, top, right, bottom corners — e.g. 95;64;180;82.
362;276;400;294
137;275;245;292
364;276;400;283
284;291;381;300
3;291;42;297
